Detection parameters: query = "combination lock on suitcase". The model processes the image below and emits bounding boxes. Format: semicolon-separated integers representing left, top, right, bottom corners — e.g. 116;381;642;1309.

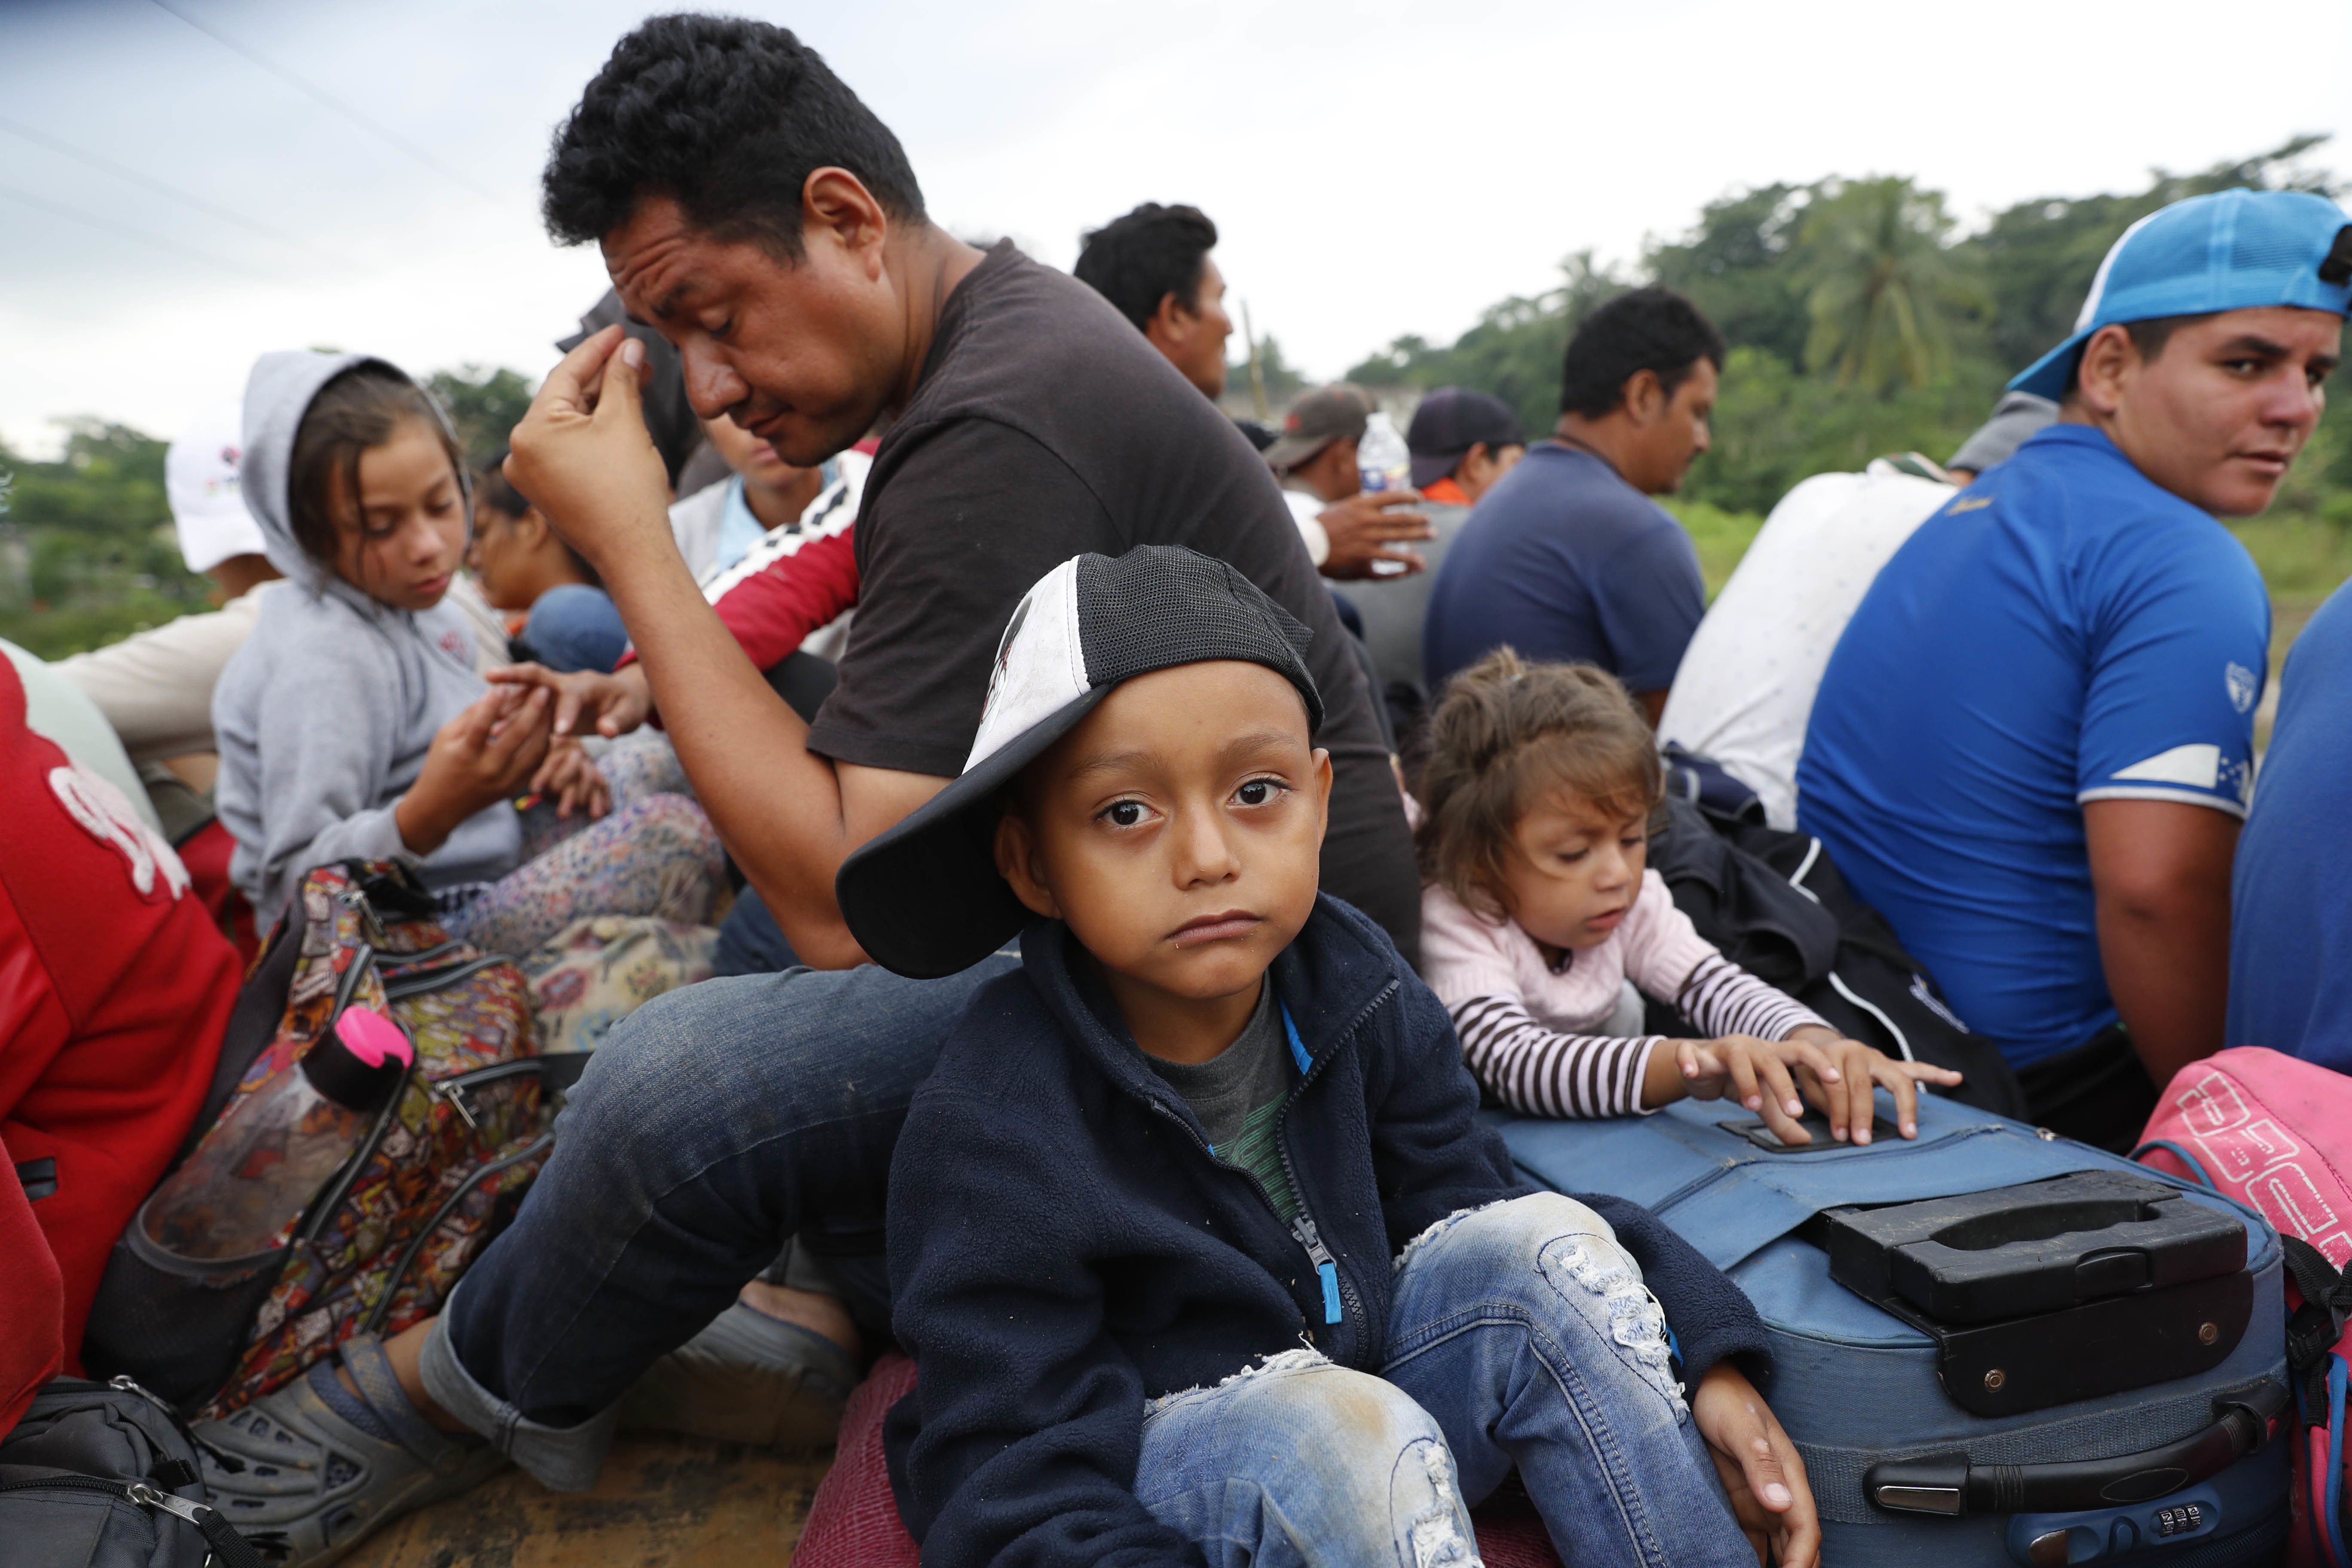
1499;1097;2292;1566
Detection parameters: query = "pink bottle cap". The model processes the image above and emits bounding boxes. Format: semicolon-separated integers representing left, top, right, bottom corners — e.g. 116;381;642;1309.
334;1007;414;1069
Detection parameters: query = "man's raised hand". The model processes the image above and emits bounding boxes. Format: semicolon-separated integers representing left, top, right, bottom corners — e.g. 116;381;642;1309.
504;324;675;581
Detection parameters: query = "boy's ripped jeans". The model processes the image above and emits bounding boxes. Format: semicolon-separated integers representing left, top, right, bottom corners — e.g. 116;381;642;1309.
1134;1193;1753;1568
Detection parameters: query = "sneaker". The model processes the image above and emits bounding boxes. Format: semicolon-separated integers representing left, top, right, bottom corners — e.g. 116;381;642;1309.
194;1334;507;1566
618;1297;860;1448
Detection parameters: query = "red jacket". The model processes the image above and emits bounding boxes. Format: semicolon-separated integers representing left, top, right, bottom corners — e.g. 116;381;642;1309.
623;501;862;678
0;659;238;1374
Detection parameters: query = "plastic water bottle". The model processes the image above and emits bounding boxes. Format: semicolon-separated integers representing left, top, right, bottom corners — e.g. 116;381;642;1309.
1357;410;1410;493
140;1008;413;1261
1356;410;1415;576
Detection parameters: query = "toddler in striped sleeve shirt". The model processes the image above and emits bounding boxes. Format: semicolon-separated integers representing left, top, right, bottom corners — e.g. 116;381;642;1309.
1414;650;1959;1146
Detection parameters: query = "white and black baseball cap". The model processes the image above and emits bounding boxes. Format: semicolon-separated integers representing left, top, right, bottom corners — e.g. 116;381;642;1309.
836;545;1323;978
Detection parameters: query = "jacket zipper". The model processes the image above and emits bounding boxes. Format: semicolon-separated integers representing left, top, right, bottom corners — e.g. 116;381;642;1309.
1267;980;1394;1336
357;1130;554;1334
1138;978;1400;1342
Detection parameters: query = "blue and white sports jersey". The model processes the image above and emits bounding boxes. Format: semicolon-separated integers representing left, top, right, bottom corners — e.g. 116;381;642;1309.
1797;425;2269;1069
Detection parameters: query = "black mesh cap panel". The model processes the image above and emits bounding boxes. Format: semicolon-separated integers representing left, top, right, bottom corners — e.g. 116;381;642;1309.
1072;545;1324;734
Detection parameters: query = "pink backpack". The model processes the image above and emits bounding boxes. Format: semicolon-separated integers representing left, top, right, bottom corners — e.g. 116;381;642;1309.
2136;1047;2352;1566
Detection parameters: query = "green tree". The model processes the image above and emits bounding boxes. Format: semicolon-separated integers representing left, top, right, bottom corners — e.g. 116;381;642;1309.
1344;252;1631;435
0;420;209;656
1793;177;1982;395
1646;182;1813;368
426;366;538;471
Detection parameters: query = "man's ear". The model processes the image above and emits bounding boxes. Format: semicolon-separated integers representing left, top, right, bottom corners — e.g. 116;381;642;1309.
1144;291;1191;357
1620;368;1665;426
1309;746;1335;845
2072;324;2137;418
802;166;889;277
994;808;1061;920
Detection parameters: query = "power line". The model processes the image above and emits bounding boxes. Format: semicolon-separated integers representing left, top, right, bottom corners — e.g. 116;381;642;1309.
144;0;503;206
0;182;271;282
0;112;323;259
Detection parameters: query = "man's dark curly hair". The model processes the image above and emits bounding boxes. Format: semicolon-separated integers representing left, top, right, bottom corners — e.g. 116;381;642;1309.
1558;286;1725;419
542;14;927;257
1072;203;1219;331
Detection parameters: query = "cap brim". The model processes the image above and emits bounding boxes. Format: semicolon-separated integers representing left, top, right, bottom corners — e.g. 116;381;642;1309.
1262;433;1333;473
2007;329;2091;402
1408;450;1461;490
835;687;1110;978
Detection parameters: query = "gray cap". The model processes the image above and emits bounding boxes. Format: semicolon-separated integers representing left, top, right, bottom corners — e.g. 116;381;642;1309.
1263;384;1372;474
1947;391;2059;476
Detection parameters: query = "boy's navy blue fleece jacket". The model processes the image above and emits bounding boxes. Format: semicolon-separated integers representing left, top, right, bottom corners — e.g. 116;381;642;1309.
884;893;1771;1566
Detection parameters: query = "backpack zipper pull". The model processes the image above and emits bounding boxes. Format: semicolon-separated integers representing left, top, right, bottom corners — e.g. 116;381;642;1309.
126;1480;205;1524
1290;1213;1342;1325
433;1079;479;1130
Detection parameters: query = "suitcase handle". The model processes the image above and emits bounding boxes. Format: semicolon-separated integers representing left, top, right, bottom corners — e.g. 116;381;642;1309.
1865;1378;2286;1517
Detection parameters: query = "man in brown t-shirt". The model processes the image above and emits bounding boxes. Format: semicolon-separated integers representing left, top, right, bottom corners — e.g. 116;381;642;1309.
192;16;1430;1551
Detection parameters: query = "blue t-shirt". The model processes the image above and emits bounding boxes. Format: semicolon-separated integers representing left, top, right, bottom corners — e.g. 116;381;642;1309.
1797;425;2269;1069
2229;580;2352;1071
1421;442;1705;693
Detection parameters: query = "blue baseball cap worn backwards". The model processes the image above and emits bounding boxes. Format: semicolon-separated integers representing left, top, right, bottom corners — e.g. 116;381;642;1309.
2009;187;2352;401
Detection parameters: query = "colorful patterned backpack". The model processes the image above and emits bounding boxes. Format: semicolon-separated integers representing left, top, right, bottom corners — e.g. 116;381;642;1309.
83;861;553;1416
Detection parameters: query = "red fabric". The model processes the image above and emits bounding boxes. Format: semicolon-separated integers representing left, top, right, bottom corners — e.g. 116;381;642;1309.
0;1130;64;1436
0;660;239;1368
175;818;260;970
619;523;862;678
796;1351;1564;1566
796;1351;920;1568
1421;474;1473;506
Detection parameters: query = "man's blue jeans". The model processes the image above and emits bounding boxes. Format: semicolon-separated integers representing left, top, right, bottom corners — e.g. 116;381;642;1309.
1136;1194;1752;1567
420;956;1018;1488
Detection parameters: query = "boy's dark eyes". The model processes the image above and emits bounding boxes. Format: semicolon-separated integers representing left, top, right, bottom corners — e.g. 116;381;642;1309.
1234;778;1287;807
1100;800;1149;828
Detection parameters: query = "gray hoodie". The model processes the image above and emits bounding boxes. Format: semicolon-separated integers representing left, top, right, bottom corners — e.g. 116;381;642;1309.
212;351;523;929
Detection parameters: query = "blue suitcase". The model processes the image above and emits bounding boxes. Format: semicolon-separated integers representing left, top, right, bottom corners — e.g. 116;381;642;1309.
1500;1091;2292;1566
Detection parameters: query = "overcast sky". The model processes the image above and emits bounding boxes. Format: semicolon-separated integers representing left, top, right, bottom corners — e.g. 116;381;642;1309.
4;0;2349;455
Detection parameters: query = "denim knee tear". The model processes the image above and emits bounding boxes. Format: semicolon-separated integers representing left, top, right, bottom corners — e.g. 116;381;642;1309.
1144;1345;1329;1414
1391;1198;1515;1276
1540;1240;1687;1416
1406;1440;1482;1568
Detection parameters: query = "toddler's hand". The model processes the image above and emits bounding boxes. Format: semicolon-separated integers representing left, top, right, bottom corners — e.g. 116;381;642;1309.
532;738;611;820
1677;1035;1819;1148
1782;1026;1963;1145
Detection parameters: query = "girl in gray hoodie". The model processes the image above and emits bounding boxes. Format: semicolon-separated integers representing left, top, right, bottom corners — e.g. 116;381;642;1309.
212;351;723;952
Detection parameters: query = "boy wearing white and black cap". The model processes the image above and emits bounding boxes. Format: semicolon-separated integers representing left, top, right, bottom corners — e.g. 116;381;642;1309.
844;544;1820;1568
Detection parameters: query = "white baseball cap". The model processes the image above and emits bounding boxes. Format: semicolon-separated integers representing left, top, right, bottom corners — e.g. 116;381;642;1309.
166;400;266;575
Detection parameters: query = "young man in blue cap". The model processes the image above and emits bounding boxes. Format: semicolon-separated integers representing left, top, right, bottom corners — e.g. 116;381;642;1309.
1799;188;2350;1149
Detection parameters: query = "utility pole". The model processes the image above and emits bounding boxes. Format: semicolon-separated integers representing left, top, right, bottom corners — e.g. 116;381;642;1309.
1240;300;1270;422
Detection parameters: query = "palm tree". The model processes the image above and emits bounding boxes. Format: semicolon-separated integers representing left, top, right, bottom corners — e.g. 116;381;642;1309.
1795;178;1980;396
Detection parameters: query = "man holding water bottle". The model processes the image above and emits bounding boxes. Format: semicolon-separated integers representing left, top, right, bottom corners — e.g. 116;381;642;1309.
1264;383;1436;579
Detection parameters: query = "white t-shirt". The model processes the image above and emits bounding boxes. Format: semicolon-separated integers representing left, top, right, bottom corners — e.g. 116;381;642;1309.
1658;468;1951;829
1281;486;1331;568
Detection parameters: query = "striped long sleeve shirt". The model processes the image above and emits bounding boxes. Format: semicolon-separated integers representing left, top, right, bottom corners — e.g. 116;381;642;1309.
1421;872;1828;1119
